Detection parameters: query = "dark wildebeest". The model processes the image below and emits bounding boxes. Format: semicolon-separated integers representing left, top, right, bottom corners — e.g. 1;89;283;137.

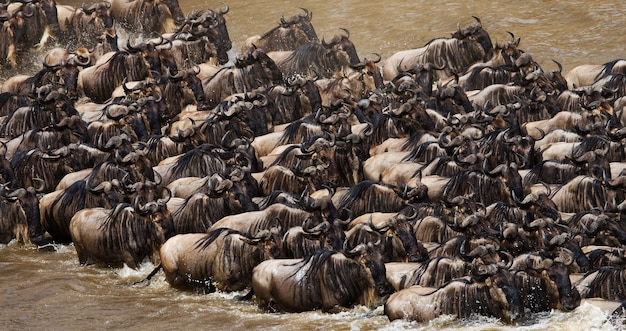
8;0;60;51
384;263;524;323
251;243;394;313
39;179;128;243
384;257;469;291
275;28;361;79
107;0;184;35
574;267;626;301
0;6;25;67
169;172;258;234
77;48;153;103
59;2;114;49
336;180;427;218
69;201;174;269
382;17;493;81
510;254;581;312
159;226;282;293
241;8;317;54
0;182;46;245
200;48;283;109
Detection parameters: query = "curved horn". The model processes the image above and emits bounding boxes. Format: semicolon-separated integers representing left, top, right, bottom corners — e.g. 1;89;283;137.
217;2;229;15
339;27;350;39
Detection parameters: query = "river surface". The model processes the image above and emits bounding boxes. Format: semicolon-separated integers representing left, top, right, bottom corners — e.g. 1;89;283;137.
1;0;626;330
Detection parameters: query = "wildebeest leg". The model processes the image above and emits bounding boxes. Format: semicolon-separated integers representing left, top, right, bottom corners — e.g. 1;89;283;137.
132;264;162;285
256;296;272;311
235;289;254;301
73;242;89;265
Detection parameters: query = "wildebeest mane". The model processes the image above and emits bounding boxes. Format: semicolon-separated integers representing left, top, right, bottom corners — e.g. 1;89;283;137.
486;202;526;226
576;267;626;300
595;74;626;99
443;169;509;205
597;59;626;80
1;103;50;139
552;176;609;212
99;203;162;258
141;135;186;165
408;257;469;288
416;155;463;177
11;148;76;192
400;131;432;151
169;145;226;179
369;112;413;146
259;165;307;196
280;38;355;78
337;180;407;216
277;120;324;145
85;161;129;186
512;269;558;312
418;37;488;78
194;227;241;250
465;65;516;90
173;193;231;233
268;145;306;168
571;135;621;162
0;92;30;117
53;180;117;216
287;249;371;307
522;160;582;186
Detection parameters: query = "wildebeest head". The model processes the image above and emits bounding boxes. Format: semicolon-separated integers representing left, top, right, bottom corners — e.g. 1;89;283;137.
544;261;581;311
485;161;525;204
135;198;175;241
373;210;427;263
471;261;524;323
240;222;284;259
0;182;46;245
81;1;114;29
344;242;394;300
321;28;361;67
451;16;493;59
38;0;59;33
278;8;317;43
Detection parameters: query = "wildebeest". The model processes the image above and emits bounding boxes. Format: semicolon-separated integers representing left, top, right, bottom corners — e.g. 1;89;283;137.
159;5;233;67
385;257;469;291
574;267;626;301
275;28;361;79
58;2;114;49
336;180;427;218
251;243;393;313
39;178;128;243
0;6;26;67
159;226;282;292
382;17;493;81
69;200;174;269
384;263;524;323
107;0;184;35
0;182;46;245
200;48;283;109
8;0;59;51
169;172;258;234
242;8;317;54
511;254;581;312
565;59;626;89
77;46;156;103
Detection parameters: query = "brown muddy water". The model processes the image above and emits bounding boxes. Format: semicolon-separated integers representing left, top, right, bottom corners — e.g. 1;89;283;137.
1;0;626;330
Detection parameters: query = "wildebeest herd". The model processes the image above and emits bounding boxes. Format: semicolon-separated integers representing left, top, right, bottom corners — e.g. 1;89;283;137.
0;0;625;325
